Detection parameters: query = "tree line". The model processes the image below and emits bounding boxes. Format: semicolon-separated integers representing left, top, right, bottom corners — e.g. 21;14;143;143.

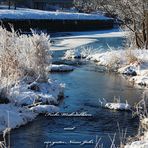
74;0;148;49
6;0;23;9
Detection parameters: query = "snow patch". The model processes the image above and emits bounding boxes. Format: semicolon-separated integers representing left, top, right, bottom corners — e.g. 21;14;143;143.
104;103;131;110
63;48;97;60
0;79;64;133
50;64;75;72
129;76;148;86
0;104;37;132
30;105;59;114
99;99;131;111
118;65;137;76
7;79;64;106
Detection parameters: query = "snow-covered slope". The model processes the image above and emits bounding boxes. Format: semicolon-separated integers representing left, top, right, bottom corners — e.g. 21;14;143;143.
0;8;111;20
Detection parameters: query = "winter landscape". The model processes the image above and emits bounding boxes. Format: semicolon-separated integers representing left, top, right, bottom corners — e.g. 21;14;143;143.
0;0;148;148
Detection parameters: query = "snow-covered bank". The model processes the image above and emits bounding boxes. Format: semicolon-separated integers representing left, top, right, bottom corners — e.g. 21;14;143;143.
0;104;37;132
125;118;148;148
87;50;148;66
0;8;111;20
125;133;148;148
90;50;148;86
7;80;64;106
67;50;148;85
0;79;64;133
64;48;148;86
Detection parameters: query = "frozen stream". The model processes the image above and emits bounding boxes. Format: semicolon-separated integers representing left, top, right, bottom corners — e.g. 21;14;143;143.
8;36;144;148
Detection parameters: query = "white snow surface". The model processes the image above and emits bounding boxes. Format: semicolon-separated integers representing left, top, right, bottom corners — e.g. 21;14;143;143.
87;50;148;66
0;104;37;132
99;99;131;111
30;105;59;113
0;79;64;133
0;8;111;20
63;48;94;59
104;103;131;110
125;138;148;148
7;79;64;106
50;64;75;72
86;49;148;86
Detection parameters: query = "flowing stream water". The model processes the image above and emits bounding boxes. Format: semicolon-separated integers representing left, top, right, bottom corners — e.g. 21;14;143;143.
9;36;144;148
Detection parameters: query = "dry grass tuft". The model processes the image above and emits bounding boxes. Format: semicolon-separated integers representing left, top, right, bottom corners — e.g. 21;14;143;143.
107;54;120;70
125;48;139;64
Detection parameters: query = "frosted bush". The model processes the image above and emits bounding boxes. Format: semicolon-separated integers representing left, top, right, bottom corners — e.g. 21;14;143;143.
16;31;51;82
0;26;51;97
0;27;22;97
63;46;98;59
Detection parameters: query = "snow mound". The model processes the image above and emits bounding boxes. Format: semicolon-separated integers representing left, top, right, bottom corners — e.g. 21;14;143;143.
63;49;85;59
99;99;131;111
87;49;148;67
63;48;97;60
130;76;148;86
87;50;123;66
50;64;75;72
30;105;59;113
118;65;137;76
0;104;37;132
0;79;64;133
104;103;131;110
7;79;65;106
125;139;148;148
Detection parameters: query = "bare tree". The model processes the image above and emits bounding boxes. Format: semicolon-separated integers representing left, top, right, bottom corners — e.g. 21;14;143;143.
74;0;148;49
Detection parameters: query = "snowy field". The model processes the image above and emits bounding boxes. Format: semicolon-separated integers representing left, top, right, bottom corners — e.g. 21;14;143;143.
0;8;111;20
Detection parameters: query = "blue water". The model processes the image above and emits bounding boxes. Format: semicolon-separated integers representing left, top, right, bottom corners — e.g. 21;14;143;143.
9;37;143;148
